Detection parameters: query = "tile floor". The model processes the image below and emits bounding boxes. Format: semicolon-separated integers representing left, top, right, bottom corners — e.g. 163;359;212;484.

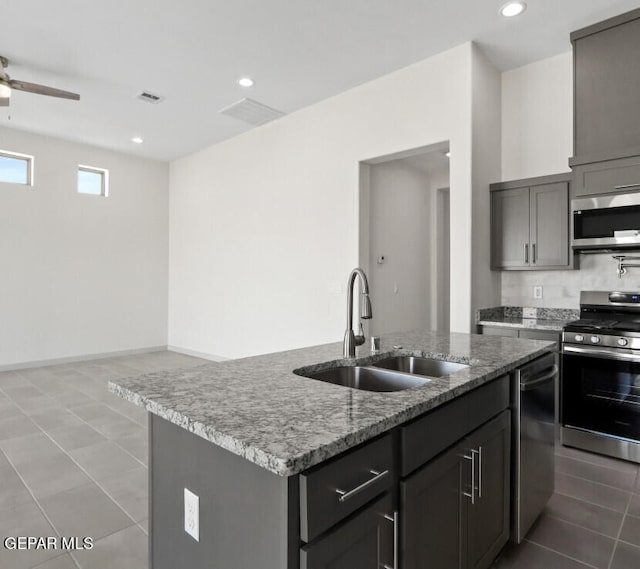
494;443;640;569
0;351;207;569
1;351;639;569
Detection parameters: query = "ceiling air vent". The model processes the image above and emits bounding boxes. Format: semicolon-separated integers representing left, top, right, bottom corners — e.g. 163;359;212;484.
219;98;285;126
136;91;164;104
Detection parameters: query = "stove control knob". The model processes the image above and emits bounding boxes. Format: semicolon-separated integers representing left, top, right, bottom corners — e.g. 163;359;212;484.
590;336;601;344
618;338;629;347
574;334;584;342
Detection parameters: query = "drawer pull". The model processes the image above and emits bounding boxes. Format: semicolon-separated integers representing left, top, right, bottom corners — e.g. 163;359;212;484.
335;469;389;502
615;184;640;190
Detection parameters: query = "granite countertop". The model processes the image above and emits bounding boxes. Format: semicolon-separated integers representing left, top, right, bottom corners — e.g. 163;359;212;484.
109;330;553;477
476;306;579;332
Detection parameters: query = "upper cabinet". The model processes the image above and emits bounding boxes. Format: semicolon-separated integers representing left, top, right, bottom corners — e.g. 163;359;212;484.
571;8;640;195
491;174;572;271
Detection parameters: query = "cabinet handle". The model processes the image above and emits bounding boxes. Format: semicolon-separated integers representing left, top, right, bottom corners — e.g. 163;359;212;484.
335;469;389;502
383;511;398;569
525;244;529;264
463;450;477;504
532;244;536;264
477;446;483;499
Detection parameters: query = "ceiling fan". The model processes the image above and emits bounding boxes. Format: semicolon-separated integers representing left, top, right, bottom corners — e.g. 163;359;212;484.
0;56;80;107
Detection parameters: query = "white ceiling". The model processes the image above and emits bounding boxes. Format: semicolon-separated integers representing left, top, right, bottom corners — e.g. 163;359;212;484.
2;0;639;162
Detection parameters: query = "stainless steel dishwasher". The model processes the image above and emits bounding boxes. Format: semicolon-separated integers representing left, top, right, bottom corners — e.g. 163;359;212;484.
511;352;557;543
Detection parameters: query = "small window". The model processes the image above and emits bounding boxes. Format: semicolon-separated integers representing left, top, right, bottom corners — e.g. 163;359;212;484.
78;165;108;196
0;150;34;186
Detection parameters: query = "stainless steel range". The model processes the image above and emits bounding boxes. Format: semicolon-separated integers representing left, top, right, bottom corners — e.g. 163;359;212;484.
561;291;640;463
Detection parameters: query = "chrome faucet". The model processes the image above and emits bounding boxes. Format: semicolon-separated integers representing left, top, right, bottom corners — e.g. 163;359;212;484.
343;268;373;357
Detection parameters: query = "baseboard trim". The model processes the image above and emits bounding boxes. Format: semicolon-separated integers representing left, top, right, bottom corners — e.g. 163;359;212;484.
0;345;168;372
167;345;230;362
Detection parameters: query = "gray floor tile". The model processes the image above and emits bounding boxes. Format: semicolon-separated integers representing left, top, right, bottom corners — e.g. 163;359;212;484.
15;452;92;499
3;384;45;401
619;514;640;548
30;408;86;431
0;451;36;511
555;444;640;474
0;370;24;388
0;432;62;466
68;402;114;422
611;541;640;569
545;493;624;538
138;518;148;535
629;493;640;517
0;503;60;569
48;423;107;452
555;472;632;512
114;431;148;464
526;514;615;568
40;482;133;542
86;414;143;440
54;389;94;408
494;540;594;569
98;467;148;522
69;441;142;479
0;397;26;419
33;554;80;569
19;395;65;415
0;413;40;441
72;524;147;569
556;455;638;491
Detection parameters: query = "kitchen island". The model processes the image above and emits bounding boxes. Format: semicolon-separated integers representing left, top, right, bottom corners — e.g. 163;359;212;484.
109;330;554;569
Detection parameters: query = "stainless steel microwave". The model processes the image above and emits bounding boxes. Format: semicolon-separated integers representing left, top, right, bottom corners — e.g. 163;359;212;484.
572;191;640;250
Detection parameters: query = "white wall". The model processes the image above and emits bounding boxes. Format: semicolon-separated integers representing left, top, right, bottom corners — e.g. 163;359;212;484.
471;45;503;318
501;51;573;181
368;159;433;335
0;127;169;367
169;43;478;359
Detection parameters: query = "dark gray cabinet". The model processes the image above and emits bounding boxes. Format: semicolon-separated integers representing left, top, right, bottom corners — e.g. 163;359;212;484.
402;411;511;569
300;493;394;569
571;9;640;164
490;174;571;271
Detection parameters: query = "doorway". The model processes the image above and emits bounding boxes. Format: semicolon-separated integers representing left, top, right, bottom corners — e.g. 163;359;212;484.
359;142;450;335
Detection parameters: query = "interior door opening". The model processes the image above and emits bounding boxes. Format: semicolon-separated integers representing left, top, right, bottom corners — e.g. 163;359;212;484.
359;142;451;336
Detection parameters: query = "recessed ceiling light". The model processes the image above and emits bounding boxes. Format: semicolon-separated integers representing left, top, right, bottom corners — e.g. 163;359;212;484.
238;77;255;87
132;137;143;144
500;1;526;17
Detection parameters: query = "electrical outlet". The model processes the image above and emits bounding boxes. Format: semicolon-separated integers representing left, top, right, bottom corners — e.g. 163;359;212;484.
184;488;199;541
533;286;543;300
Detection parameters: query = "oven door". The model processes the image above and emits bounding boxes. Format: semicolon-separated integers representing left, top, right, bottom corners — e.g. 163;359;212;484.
562;345;640;441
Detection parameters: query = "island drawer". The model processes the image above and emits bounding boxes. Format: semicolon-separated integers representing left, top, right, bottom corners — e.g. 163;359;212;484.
400;375;509;476
299;432;394;543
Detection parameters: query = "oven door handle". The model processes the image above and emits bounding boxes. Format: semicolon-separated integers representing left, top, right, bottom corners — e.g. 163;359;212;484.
562;344;640;361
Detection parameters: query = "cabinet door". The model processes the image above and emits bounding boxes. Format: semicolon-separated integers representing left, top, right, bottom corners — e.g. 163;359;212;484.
466;411;511;569
300;493;394;569
491;188;530;269
574;16;640;158
529;183;569;268
401;441;468;569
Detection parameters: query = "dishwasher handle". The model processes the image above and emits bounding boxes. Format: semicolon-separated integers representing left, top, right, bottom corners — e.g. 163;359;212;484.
520;366;557;392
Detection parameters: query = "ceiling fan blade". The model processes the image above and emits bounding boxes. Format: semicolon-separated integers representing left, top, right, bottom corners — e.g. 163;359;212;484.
9;79;80;101
0;96;9;107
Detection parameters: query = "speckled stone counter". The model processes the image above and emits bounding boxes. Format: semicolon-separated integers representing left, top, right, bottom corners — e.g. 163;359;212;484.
109;330;553;477
476;306;579;332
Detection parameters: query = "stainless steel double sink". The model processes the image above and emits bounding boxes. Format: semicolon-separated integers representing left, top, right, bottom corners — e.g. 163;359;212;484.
295;356;468;393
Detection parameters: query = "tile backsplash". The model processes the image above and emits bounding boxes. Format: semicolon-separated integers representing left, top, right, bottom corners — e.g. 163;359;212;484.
501;252;640;308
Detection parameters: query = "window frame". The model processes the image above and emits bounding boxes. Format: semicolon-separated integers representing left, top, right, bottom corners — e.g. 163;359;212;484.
77;164;109;197
0;149;35;186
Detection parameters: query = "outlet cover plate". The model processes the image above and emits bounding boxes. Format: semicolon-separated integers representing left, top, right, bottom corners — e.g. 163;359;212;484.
184;488;199;541
533;286;543;300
